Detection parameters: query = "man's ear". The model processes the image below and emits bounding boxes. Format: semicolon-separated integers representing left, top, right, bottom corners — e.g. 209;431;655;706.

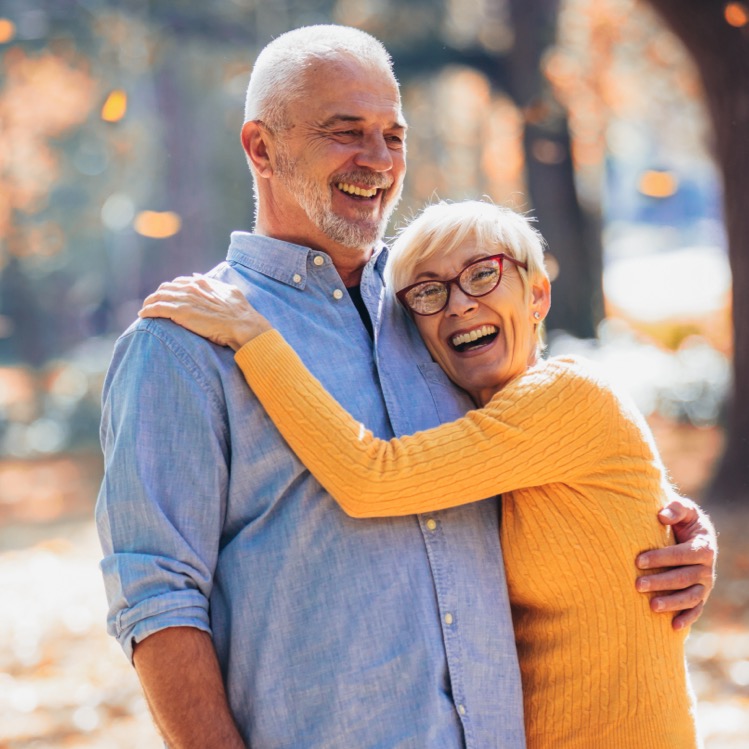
530;276;551;321
241;121;274;178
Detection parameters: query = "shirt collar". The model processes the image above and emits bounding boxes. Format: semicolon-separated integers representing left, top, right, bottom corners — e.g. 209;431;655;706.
227;231;388;289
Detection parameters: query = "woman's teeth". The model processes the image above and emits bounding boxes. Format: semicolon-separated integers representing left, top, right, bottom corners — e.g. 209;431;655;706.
337;182;378;198
451;325;498;350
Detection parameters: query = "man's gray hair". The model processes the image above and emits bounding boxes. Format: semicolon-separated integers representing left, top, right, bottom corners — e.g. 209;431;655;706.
244;25;397;130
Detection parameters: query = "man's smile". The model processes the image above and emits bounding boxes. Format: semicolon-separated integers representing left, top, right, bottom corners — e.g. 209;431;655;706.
336;181;379;199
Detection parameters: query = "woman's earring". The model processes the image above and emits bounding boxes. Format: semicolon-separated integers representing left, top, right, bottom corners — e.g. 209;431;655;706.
533;311;541;320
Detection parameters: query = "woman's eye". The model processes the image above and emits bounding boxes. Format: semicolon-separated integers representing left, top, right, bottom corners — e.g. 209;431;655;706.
414;284;443;300
470;267;497;282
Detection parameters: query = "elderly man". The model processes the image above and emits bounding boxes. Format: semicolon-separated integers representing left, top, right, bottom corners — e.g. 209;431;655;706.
96;25;715;749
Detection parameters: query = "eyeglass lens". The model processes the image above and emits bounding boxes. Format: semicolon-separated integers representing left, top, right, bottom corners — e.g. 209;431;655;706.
404;258;502;315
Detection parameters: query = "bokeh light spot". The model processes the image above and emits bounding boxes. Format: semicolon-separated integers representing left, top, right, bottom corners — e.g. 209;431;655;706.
134;210;182;239
101;89;127;122
0;18;15;43
638;170;679;198
724;2;749;27
101;193;135;231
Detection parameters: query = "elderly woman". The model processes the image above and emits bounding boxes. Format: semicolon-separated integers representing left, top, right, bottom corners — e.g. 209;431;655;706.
141;201;699;747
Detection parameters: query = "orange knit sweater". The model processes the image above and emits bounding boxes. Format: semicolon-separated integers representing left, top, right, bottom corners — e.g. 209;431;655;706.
235;330;699;748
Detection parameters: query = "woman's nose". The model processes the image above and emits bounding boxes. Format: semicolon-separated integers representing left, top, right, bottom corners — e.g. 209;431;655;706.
445;283;477;316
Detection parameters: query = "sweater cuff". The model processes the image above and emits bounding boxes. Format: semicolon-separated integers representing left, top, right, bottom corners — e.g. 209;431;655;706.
234;328;297;382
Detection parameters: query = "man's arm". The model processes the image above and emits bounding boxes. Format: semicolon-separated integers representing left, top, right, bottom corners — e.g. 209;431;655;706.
133;628;245;749
636;496;717;630
96;325;236;738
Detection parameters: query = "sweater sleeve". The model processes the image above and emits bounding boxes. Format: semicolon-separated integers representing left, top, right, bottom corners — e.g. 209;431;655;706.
234;330;611;518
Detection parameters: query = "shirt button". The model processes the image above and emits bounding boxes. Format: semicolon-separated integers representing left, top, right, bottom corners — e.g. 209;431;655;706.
292;273;302;284
313;255;325;266
457;704;466;716
332;289;344;300
426;519;437;531
444;612;454;626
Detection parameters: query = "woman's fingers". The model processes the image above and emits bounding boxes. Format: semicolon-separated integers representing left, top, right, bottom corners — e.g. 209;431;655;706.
138;275;268;349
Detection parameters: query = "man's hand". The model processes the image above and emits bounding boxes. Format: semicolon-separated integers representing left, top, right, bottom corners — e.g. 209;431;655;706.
636;496;717;630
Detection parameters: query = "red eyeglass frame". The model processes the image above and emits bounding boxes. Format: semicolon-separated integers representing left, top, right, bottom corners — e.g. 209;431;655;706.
395;253;528;316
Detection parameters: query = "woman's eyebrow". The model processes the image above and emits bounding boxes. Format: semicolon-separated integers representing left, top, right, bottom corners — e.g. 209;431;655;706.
413;255;492;282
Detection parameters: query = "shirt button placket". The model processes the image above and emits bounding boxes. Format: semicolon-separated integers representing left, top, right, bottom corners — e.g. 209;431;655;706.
423;516;469;738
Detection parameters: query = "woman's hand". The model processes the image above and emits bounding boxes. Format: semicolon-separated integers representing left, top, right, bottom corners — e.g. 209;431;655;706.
139;275;271;351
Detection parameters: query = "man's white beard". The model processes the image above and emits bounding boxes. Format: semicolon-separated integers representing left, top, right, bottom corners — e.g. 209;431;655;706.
275;145;400;251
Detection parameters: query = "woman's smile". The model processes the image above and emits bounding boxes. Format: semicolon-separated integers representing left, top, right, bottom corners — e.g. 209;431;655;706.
448;324;499;353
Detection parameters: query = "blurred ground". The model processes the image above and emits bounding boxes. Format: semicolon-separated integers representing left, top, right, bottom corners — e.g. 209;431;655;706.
0;420;747;748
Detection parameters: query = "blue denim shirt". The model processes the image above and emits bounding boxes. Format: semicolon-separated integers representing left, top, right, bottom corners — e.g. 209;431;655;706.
96;233;524;748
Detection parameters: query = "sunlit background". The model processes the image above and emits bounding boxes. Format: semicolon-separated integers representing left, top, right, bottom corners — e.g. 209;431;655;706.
1;1;747;747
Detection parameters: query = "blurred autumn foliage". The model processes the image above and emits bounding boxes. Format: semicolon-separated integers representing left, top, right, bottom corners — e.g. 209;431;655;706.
0;0;747;746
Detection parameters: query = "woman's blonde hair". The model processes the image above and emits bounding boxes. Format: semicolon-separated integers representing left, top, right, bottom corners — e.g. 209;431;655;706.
386;200;550;345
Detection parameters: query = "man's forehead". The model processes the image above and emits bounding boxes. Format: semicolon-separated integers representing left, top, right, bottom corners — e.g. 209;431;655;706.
290;56;403;119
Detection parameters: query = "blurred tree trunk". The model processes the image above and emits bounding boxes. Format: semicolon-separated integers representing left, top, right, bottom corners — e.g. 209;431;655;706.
505;0;603;338
646;0;749;504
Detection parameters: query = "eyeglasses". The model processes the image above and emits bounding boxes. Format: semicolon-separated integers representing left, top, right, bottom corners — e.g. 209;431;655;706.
396;253;528;316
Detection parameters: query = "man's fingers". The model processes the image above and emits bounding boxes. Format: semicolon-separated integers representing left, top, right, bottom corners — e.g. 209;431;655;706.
645;584;706;613
637;539;714;570
658;499;691;525
671;601;704;631
636;561;710;591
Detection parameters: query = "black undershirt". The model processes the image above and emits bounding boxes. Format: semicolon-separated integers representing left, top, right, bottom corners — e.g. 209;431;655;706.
346;285;374;339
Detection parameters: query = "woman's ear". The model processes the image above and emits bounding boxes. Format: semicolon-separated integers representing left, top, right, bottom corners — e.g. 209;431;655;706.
530;276;551;322
241;121;274;179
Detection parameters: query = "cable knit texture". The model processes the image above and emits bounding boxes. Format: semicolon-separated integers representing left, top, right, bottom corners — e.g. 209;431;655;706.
235;330;699;748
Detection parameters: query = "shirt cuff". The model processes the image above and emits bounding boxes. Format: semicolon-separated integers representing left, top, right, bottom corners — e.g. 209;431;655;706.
111;589;212;663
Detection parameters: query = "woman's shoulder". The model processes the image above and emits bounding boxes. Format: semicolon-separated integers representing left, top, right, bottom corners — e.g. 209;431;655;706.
517;354;614;395
481;355;622;441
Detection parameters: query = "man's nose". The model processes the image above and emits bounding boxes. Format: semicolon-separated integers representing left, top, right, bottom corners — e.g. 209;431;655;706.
354;132;393;172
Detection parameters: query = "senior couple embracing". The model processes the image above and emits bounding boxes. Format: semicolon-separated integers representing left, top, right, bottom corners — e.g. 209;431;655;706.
97;24;712;749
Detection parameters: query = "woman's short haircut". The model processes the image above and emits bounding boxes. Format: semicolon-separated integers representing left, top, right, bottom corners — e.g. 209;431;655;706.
387;200;550;346
245;25;397;131
387;200;549;294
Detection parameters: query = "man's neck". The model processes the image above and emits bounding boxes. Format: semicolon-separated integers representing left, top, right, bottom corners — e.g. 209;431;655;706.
253;223;374;287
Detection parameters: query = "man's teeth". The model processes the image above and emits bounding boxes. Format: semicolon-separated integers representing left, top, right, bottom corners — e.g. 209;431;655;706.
451;325;498;348
337;182;378;198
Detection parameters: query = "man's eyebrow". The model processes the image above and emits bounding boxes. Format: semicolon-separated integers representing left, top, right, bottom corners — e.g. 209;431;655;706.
320;114;408;130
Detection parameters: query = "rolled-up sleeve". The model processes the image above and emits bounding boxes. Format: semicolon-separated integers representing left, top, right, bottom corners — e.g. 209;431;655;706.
95;322;229;662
